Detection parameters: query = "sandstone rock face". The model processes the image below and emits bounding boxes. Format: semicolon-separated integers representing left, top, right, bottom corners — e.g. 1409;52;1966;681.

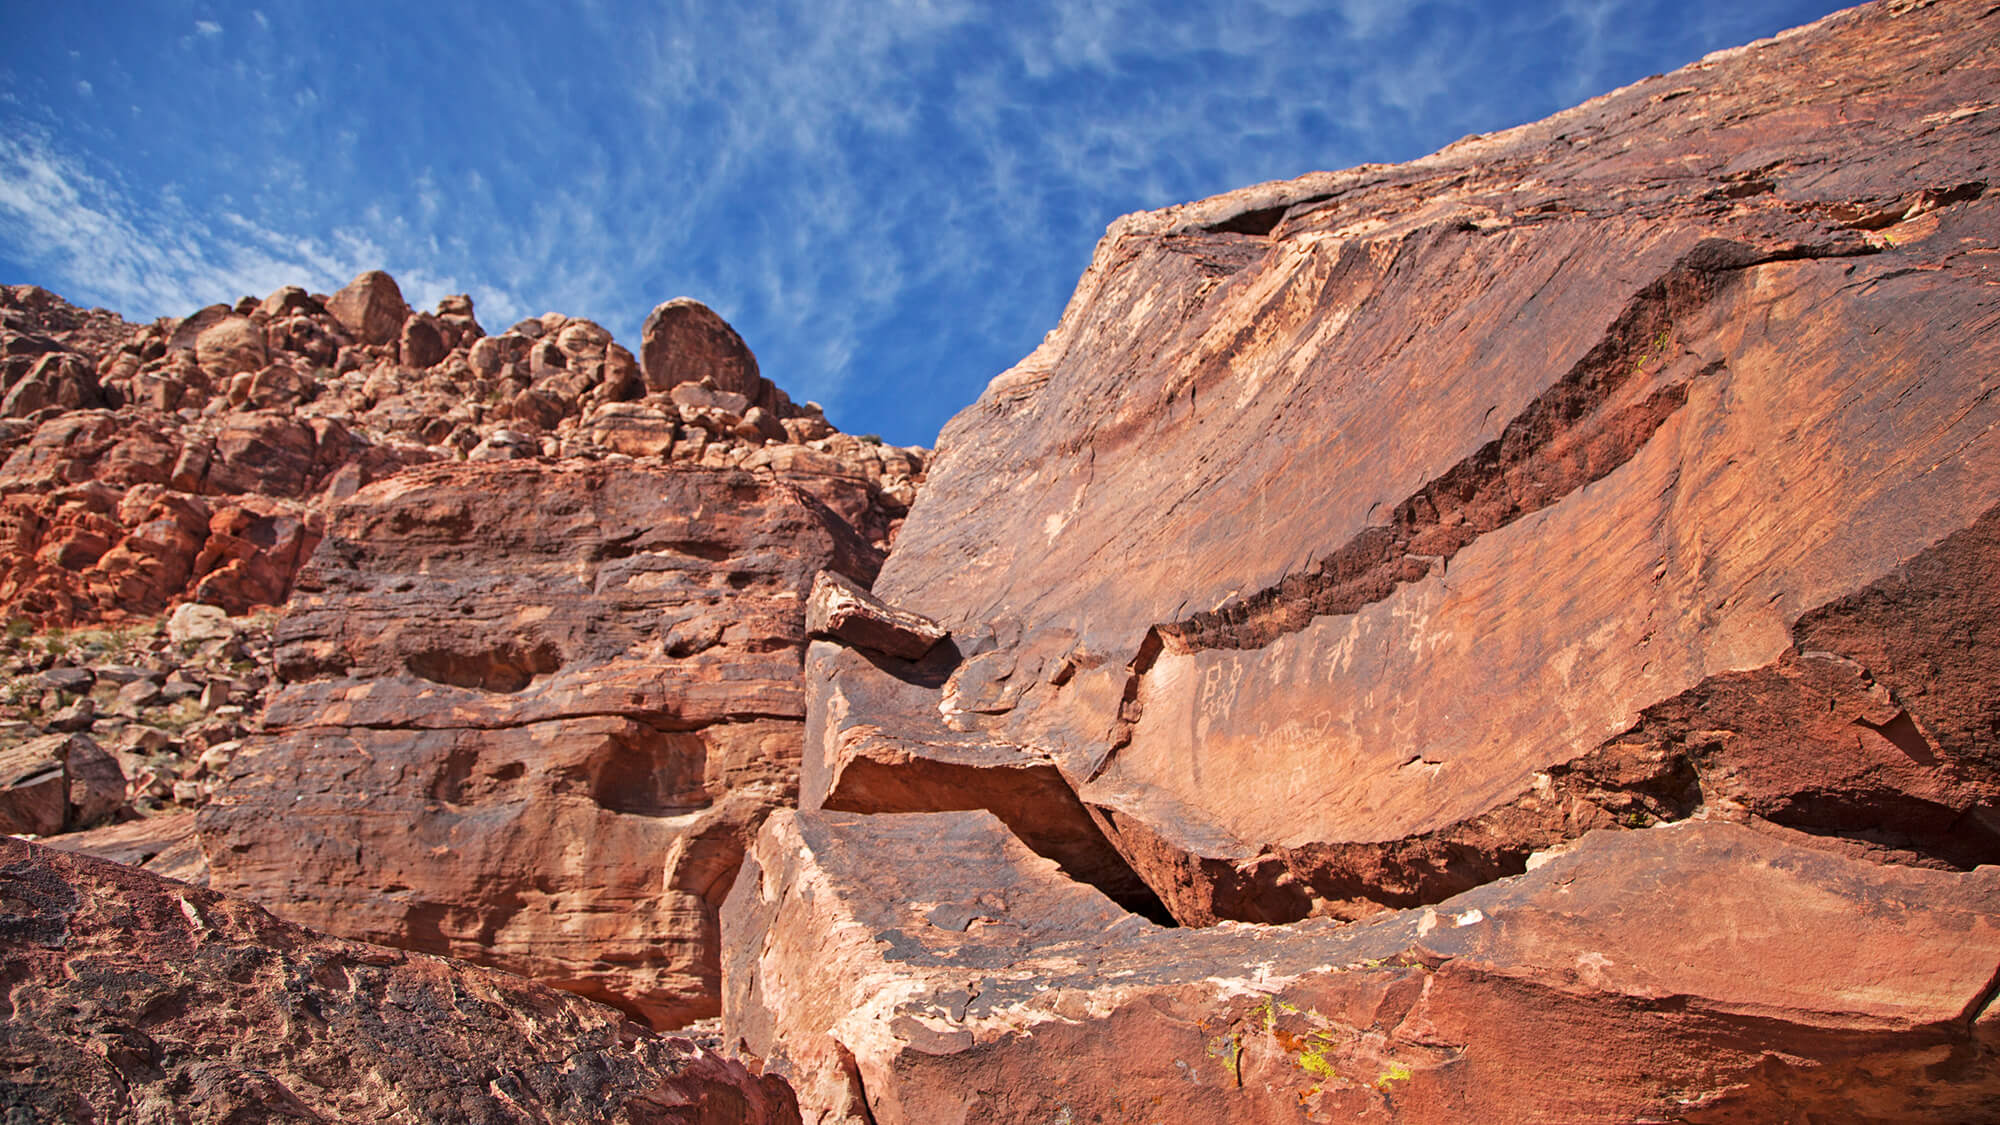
731;1;2000;1119
191;315;268;381
1;839;800;1123
197;461;884;1029
0;272;926;628
726;809;2000;1124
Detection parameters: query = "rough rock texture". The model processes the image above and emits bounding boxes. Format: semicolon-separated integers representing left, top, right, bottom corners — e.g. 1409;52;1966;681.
324;268;411;346
735;1;2000;1119
0;839;800;1123
818;0;2000;917
725;809;2000;1125
0;733;123;836
0;275;925;628
197;461;885;1029
42;808;206;884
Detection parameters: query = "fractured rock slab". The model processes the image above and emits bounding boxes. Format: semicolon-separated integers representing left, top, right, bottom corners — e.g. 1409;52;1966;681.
843;0;2000;924
806;570;947;660
0;732;124;836
760;3;2000;1120
723;809;2000;1124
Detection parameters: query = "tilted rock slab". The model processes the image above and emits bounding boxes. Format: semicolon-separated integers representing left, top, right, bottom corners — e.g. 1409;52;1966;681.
741;0;2000;1118
198;461;881;1029
725;809;2000;1124
0;838;799;1123
806;569;948;660
812;0;2000;915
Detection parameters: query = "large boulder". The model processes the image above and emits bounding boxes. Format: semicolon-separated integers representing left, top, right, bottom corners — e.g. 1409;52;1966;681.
399;312;448;369
326;269;410;346
0;839;800;1123
0;734;125;836
0;352;102;417
197;461;884;1029
641;297;766;402
731;0;2000;1119
192;315;268;381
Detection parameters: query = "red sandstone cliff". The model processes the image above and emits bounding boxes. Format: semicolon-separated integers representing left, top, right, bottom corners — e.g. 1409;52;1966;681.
6;1;2000;1120
725;1;2000;1120
0;274;927;1037
0;274;923;628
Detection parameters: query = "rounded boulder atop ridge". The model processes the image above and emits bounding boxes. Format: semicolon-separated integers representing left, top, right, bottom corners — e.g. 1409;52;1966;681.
641;297;762;400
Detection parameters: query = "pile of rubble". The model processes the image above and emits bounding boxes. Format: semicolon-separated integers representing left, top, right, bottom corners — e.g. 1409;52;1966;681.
0;274;925;626
0;604;272;871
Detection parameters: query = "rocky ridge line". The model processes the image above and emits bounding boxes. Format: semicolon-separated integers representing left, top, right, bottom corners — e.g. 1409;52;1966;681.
0;273;925;628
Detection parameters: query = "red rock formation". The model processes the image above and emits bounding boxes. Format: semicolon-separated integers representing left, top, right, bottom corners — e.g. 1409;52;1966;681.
0;732;123;836
0;274;925;628
729;0;2000;1119
197;461;885;1029
0;838;799;1123
725;809;2000;1124
806;570;947;660
643;297;767;405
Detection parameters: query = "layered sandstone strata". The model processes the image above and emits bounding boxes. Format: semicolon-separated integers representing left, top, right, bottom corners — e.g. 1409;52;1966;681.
196;461;882;1029
727;809;2000;1124
732;0;2000;1119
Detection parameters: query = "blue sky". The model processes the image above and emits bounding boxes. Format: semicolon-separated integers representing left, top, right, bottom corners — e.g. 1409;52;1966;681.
1;1;1847;446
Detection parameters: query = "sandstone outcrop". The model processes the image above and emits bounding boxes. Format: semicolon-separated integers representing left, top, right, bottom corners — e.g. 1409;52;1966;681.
727;809;2000;1124
325;268;411;346
729;0;2000;1119
197;460;885;1029
0;275;925;629
0;838;799;1123
644;298;767;405
1;268;927;1055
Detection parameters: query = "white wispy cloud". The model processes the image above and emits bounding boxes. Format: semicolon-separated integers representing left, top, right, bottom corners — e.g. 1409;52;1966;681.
0;130;503;322
0;0;1847;441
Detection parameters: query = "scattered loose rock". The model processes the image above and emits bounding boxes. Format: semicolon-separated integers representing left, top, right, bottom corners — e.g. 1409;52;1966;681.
0;839;801;1123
